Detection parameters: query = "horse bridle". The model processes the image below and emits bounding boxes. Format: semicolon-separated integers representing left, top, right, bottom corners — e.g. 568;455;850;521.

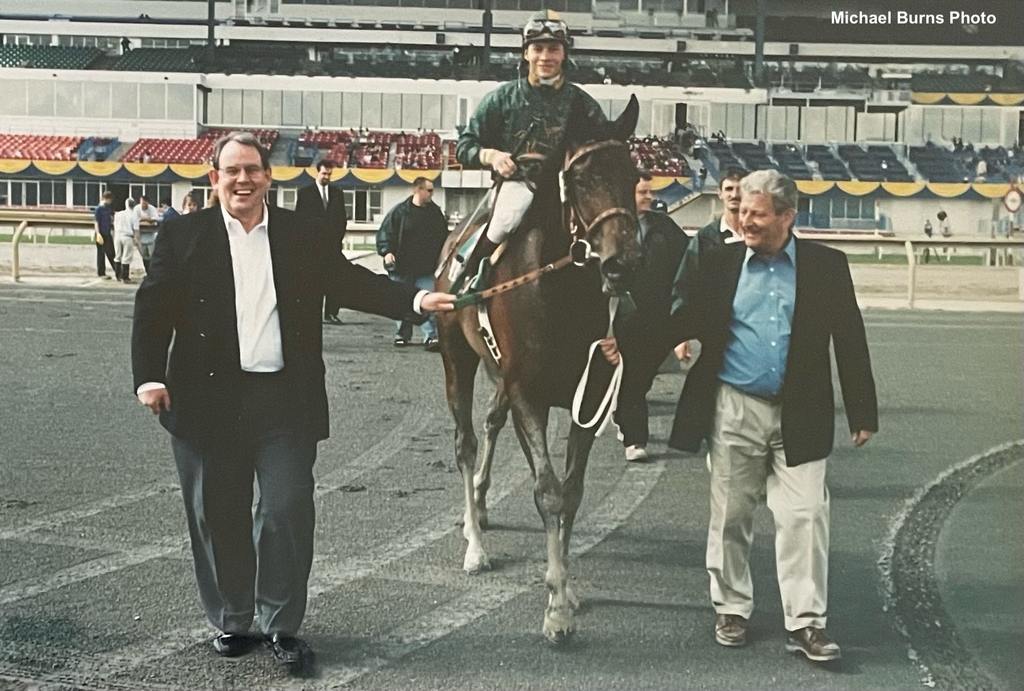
561;140;637;266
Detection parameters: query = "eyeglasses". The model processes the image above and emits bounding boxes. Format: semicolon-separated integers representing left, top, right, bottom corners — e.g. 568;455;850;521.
218;165;266;179
524;18;569;43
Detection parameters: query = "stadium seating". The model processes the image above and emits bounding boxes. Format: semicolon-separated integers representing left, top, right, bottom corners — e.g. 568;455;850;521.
770;143;813;179
805;145;850;181
0;134;84;160
393;132;443;170
629;136;690;177
0;46;101;70
837;144;913;182
121;129;278;164
111;48;200;73
908;144;972;183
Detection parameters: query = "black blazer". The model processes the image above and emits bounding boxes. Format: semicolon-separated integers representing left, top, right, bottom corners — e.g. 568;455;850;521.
669;238;878;466
295;183;348;241
131;206;419;446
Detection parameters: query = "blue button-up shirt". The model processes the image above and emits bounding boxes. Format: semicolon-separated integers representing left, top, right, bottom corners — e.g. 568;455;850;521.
93;203;114;234
719;236;797;400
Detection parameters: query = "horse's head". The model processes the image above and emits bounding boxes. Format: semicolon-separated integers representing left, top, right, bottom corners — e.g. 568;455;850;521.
561;95;642;296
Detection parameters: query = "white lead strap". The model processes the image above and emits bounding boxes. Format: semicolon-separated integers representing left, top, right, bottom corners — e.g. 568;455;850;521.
571;296;623;437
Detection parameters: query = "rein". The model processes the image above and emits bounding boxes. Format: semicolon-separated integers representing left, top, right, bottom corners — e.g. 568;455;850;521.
452;140;635;311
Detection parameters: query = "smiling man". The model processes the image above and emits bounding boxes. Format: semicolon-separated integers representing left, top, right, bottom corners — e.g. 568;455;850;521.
451;9;609;290
131;132;454;668
667;169;877;663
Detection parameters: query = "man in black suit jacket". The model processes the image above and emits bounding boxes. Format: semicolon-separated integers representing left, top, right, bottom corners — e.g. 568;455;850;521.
669;169;877;663
295;159;348;324
614;172;689;462
132;133;453;666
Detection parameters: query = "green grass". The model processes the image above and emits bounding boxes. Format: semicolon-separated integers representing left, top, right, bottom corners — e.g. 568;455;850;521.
846;253;987;266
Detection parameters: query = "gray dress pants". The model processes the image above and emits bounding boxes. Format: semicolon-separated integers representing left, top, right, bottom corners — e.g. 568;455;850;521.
171;372;317;637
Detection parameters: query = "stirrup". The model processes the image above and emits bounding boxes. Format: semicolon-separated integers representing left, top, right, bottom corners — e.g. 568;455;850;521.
456;257;491;296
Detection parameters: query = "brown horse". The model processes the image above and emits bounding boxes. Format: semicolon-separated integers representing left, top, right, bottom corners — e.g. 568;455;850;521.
435;96;642;642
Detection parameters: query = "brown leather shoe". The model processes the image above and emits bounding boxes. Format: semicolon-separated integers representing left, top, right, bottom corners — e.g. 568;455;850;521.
714;613;748;647
785;626;841;662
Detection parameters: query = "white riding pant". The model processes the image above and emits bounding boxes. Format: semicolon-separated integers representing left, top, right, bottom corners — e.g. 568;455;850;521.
485;180;534;244
114;235;135;265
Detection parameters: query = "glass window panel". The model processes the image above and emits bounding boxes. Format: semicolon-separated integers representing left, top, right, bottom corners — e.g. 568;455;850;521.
140;83;166;119
73;182;86;207
120;83;139;119
207;89;223;124
53;182;67;206
362;93;382;128
262;90;282;126
401;94;421;129
167;83;193;120
0;181;8;206
342;92;361;128
322;92;342;128
39;182;52;205
303;91;322;127
243;89;263;125
440;93;457;129
0;80;27;116
222;88;243;124
26;183;37;206
27;82;55;117
421;93;441;130
862;198;875;220
83;81;112;119
55;81;83;118
381;93;402;128
282;91;302;125
11;183;22;206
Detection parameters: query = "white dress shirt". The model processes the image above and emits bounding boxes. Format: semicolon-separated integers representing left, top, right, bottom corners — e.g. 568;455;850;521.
220;203;284;372
320;183;330;208
721;215;744;243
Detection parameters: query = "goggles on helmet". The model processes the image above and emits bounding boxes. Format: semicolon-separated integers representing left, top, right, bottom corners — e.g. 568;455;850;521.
523;18;570;45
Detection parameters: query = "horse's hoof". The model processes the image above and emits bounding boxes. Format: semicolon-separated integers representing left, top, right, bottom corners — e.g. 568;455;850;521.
463;549;491;575
543;609;575;644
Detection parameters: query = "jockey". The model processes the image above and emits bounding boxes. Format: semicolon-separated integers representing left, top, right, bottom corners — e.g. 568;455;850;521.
451;9;609;288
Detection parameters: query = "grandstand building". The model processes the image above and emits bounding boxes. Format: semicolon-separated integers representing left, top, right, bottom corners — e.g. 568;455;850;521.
0;0;1022;238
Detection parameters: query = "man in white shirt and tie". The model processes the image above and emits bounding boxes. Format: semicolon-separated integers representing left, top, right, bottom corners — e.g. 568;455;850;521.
132;133;454;667
295;159;349;324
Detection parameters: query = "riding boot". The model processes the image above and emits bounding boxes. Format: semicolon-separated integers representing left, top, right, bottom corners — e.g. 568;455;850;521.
113;261;122;281
454;236;499;293
122;264;132;283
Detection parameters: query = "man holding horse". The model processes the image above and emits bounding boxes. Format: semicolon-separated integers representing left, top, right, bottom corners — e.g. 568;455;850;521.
451;9;609;289
668;169;877;663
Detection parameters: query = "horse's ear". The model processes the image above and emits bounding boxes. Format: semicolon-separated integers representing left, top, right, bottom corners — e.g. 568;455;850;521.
613;95;639;142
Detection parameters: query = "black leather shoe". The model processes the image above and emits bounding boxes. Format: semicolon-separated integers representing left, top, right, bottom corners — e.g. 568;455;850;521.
786;626;841;662
266;633;307;666
212;633;256;658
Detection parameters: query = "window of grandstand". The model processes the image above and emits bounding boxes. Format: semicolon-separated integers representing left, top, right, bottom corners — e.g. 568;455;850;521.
344;188;383;223
3;35;48;46
57;36;120;50
0;180;67;207
72;181;107;209
128;183;173;206
139;39;203;49
807;195;877;229
278;187;298;211
189;186;213;208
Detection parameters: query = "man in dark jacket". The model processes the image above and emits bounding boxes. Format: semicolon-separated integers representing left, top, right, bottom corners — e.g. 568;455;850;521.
295;159;348;324
615;172;688;462
132;133;454;667
93;190;116;279
376;177;449;350
669;169;877;663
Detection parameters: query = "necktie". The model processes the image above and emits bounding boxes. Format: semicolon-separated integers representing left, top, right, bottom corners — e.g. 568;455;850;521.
321;185;329;210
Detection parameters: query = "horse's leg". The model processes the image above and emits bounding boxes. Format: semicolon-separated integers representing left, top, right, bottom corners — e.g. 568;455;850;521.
560;422;598;611
474;384;509;530
441;331;488;574
508;392;574;643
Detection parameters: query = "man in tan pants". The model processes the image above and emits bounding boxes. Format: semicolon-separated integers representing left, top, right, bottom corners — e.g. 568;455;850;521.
668;169;877;662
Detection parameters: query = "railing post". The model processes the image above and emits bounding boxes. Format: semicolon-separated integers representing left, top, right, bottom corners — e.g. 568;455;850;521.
11;220;28;282
904;240;916;309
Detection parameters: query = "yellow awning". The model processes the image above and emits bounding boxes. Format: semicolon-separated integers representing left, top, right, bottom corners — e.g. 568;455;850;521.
971;182;1011;199
836;181;879;196
270;166;308;182
123;163;169;178
989;93;1024;106
946;93;989;106
79;161;123;176
911;92;947;105
0;159;32;174
926;182;972;198
33;160;78;175
880;182;926;197
169;164;211;179
650;175;675;191
350;168;395;184
795;180;834;195
396;169;440;184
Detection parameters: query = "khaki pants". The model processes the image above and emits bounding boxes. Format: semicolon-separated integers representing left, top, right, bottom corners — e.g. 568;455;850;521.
706;383;830;631
113;235;135;266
